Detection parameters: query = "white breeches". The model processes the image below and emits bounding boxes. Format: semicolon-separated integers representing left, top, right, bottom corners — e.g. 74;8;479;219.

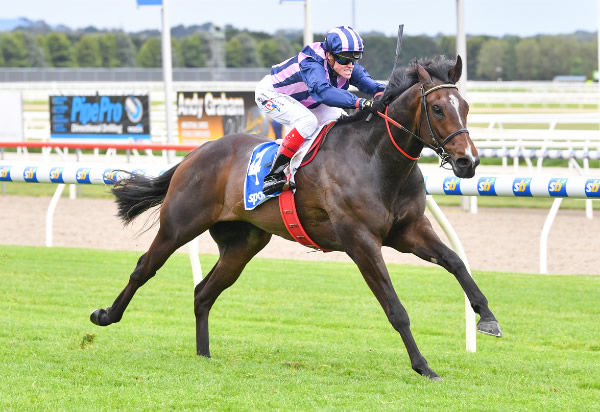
255;75;346;139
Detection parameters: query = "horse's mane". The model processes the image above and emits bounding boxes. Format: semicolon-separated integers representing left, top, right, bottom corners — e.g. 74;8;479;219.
337;55;457;125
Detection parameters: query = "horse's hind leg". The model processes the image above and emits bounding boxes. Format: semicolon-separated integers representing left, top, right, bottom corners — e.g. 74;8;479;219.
194;221;271;357
90;223;190;326
388;215;502;337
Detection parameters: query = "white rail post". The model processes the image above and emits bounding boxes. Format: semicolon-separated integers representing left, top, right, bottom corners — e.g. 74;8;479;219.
540;198;563;274
45;184;65;247
426;195;477;353
187;236;203;287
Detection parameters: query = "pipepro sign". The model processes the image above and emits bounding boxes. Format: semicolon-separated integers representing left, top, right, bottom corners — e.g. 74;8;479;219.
50;94;150;140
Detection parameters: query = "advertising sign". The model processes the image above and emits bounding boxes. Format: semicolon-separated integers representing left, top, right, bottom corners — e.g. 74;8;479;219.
49;94;150;140
176;91;280;145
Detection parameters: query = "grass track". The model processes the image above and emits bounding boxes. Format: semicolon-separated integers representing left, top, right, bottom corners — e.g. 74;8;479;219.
1;246;599;410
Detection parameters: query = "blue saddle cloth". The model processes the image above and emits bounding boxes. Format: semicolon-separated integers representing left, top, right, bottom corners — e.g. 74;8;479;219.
244;141;280;210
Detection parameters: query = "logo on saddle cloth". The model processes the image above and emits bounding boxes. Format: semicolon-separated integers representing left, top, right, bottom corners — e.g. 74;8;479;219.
244;141;279;210
244;123;335;211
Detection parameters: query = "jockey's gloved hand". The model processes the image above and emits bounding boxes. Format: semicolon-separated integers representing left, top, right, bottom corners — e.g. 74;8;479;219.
360;98;385;115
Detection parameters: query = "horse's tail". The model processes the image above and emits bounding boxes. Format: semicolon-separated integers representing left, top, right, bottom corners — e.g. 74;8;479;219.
111;163;180;225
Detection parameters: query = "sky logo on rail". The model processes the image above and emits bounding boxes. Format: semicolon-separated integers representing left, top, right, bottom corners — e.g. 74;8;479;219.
512;177;532;197
0;166;11;181
50;167;64;183
443;177;461;195
477;177;497;196
103;169;119;185
584;179;600;198
76;168;92;184
548;178;568;197
23;167;38;183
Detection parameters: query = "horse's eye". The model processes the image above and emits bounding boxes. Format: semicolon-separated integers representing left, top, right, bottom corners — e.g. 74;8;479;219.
432;105;443;116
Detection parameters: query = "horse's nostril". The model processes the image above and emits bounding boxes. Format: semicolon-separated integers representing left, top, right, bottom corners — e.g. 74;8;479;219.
456;157;471;168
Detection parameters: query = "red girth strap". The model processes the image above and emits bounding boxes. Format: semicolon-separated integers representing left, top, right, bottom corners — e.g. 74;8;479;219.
279;190;331;252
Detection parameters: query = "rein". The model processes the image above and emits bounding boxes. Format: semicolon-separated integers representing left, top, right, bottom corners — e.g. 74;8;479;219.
376;83;469;167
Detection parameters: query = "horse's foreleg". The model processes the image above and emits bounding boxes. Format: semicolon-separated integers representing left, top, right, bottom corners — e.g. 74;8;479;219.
388;216;502;337
194;222;271;357
90;227;181;327
344;234;441;380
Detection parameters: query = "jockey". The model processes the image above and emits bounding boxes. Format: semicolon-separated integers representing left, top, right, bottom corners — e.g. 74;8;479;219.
255;25;386;195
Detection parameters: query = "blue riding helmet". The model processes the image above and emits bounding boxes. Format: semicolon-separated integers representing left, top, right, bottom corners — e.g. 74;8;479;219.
324;26;364;60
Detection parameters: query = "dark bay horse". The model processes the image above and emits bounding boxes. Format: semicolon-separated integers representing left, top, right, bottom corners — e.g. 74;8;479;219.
90;55;502;380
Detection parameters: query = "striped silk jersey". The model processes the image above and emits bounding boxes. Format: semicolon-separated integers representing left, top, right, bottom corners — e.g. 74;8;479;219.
270;42;385;109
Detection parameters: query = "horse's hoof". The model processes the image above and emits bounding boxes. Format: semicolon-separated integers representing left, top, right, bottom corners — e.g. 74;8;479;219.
415;365;442;381
477;320;502;337
90;308;111;326
424;370;442;381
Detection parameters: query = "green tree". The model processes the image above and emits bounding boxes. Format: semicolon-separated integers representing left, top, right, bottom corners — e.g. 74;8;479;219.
476;39;507;80
137;37;162;67
170;37;183;67
0;32;29;67
75;35;102;67
256;36;294;67
97;34;119;67
465;36;490;80
226;32;260;67
19;31;47;67
225;37;243;68
256;39;279;67
180;33;211;67
438;35;456;57
136;36;182;68
114;32;137;67
500;36;519;81
514;38;541;79
45;32;76;67
360;34;396;80
538;35;576;80
577;41;597;78
401;35;442;66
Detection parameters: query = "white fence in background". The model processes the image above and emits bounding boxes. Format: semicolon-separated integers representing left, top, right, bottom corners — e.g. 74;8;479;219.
3;159;598;276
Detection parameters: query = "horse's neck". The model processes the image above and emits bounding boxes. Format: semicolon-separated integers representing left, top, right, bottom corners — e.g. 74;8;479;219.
372;89;424;175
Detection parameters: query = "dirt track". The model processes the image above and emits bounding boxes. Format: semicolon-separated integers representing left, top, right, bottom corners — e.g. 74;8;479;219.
2;195;599;275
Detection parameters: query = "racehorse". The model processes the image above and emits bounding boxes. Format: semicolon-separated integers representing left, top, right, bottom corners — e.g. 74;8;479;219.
90;55;502;380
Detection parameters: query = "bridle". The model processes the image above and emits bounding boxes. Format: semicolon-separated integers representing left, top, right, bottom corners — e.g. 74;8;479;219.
375;83;469;168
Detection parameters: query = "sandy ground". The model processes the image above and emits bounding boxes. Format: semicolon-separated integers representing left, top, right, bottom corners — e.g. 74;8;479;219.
1;194;599;275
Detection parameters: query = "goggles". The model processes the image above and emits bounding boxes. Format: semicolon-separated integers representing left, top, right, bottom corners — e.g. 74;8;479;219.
332;52;362;65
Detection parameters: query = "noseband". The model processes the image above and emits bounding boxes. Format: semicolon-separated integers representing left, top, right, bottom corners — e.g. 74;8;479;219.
376;83;469;168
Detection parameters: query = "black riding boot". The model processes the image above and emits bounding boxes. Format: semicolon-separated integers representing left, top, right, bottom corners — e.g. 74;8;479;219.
263;151;292;195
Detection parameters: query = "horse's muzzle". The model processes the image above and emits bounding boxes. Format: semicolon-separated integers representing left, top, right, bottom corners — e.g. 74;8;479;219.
451;155;480;178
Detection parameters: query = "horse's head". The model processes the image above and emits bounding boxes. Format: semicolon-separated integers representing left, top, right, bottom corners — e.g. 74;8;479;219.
414;56;478;177
382;56;479;178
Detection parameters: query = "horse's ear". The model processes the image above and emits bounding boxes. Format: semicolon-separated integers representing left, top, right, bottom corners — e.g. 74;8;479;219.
449;55;463;84
416;63;432;84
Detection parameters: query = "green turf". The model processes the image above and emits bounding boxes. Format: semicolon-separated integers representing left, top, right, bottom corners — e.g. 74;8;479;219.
1;246;598;410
